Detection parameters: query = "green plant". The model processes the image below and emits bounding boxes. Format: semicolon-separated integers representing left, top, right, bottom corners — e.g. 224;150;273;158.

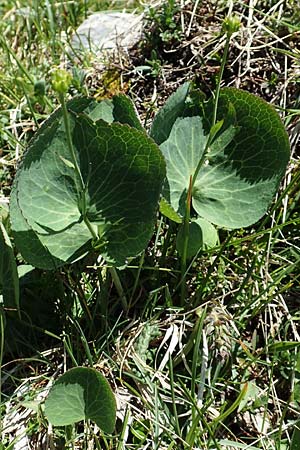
1;2;299;448
8;77;290;291
9;91;166;270
145;50;164;78
4;67;290;440
44;367;116;433
158;84;289;230
144;0;182;49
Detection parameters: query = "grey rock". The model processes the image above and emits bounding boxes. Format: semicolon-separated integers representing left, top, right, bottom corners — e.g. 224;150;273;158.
72;11;143;54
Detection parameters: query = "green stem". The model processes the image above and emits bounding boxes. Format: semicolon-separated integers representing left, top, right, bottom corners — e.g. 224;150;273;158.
110;267;128;311
116;407;130;450
168;356;181;439
191;33;231;189
84;217;98;241
211;382;248;427
58;93;98;241
62;332;78;366
58;96;128;314
191;133;213;188
129;251;145;308
0;307;4;407
59;93;84;191
180;32;233;306
212;33;231;128
180;175;193;305
0;35;34;84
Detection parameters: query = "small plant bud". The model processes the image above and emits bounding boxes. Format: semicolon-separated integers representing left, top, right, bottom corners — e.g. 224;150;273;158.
34;79;46;97
222;15;241;36
51;68;72;94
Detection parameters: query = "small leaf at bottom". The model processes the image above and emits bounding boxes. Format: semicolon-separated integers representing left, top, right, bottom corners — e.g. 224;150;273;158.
44;367;116;433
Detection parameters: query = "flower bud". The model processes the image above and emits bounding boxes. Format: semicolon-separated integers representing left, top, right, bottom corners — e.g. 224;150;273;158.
222;15;241;36
51;69;72;94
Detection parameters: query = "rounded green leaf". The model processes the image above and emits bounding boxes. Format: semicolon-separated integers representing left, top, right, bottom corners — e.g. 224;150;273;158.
44;367;116;433
10;103;165;269
197;217;219;249
161;89;290;229
193;88;290;227
176;217;218;258
9;184;90;270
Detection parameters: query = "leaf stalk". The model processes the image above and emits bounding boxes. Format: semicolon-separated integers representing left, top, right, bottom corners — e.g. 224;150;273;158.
109;267;128;311
179;26;234;304
212;33;231;128
58;93;98;241
180;175;193;304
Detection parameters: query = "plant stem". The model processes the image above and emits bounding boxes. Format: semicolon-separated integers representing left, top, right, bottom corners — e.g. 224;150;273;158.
180;29;233;305
129;251;144;308
59;95;130;315
58;94;129;313
168;355;181;439
59;93;84;192
58;93;98;241
191;133;212;188
84;216;98;241
109;267;128;311
212;33;231;128
0;307;4;407
116;407;130;450
192;31;232;190
180;175;193;305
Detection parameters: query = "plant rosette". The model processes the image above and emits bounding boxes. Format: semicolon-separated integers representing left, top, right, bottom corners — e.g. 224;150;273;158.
10;83;290;267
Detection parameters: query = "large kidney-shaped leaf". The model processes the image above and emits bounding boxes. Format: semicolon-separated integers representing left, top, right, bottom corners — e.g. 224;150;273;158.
10;99;165;269
161;89;290;228
44;367;116;433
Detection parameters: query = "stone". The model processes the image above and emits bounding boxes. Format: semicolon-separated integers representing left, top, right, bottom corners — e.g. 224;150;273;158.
72;11;143;54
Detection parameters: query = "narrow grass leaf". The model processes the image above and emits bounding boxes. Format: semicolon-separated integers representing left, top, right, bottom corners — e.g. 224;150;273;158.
291;422;300;450
0;222;19;313
265;342;300;352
